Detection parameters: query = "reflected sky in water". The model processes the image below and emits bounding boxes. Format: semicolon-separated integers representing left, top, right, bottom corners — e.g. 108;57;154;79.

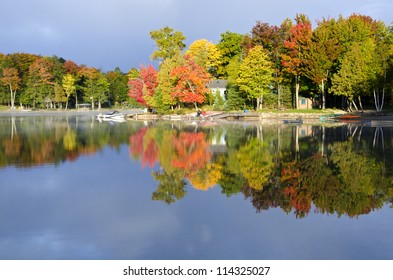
0;116;392;259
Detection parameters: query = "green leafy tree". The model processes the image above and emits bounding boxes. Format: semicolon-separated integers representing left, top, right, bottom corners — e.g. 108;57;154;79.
237;46;274;109
217;31;245;77
248;19;292;108
370;21;392;111
54;82;67;109
82;68;109;110
95;74;110;110
332;39;375;110
303;18;340;109
106;67;129;106
150;26;186;62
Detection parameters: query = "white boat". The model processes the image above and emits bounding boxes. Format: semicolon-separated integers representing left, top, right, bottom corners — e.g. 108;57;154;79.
96;110;126;120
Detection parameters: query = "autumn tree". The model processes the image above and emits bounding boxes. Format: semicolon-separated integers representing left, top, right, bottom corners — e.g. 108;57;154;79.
63;60;80;75
171;55;211;108
249;21;281;53
281;14;312;109
248;19;292;108
155;53;185;112
150;26;186;62
128;65;158;109
0;68;21;109
62;74;76;110
25;57;55;108
185;39;222;77
237;46;274;109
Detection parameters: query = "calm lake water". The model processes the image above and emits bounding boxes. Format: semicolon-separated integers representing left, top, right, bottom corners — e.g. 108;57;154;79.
0;114;392;260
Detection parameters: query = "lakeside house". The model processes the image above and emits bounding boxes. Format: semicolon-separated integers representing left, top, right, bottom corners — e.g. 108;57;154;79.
208;79;228;100
298;97;314;109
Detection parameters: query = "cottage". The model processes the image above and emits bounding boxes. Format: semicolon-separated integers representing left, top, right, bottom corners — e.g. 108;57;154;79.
298;97;313;109
208;79;228;100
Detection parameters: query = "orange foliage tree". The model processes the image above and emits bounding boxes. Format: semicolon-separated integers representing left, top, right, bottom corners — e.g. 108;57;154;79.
170;55;210;108
0;67;21;109
281;14;312;108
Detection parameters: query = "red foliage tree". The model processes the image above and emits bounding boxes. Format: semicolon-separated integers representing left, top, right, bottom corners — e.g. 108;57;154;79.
170;55;210;108
64;60;80;75
128;65;158;107
281;15;312;108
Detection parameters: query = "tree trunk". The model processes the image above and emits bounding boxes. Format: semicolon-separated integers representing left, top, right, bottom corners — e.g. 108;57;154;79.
321;79;325;110
374;89;385;112
295;80;299;109
351;100;358;111
9;85;16;110
260;95;263;110
358;96;363;112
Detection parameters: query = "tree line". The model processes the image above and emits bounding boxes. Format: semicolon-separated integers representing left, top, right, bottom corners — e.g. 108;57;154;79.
130;14;393;112
1;13;393;111
0;53;130;110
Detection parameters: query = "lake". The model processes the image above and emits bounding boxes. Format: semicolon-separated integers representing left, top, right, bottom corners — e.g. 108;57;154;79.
0;114;392;260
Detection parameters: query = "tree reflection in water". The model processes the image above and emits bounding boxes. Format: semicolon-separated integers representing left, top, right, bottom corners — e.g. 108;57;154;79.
128;122;393;218
0;116;392;218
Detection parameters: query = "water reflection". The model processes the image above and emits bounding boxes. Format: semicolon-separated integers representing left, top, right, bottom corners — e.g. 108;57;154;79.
0;115;138;167
128;121;393;218
1;116;393;220
1;115;393;259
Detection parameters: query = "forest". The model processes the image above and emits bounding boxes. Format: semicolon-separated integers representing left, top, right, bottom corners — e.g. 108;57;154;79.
1;13;393;112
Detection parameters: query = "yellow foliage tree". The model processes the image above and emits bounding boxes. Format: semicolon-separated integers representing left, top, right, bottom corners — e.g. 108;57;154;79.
185;39;222;75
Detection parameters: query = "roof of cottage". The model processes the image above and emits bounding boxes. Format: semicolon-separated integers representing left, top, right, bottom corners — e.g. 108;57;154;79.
208;79;228;89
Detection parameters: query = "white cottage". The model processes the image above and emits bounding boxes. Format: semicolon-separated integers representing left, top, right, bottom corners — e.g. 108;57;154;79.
208;79;228;100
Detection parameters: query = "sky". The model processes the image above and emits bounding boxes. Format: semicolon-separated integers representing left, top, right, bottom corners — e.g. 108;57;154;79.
1;0;392;72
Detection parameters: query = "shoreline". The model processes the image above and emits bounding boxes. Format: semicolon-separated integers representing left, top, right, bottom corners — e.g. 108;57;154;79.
1;108;393;122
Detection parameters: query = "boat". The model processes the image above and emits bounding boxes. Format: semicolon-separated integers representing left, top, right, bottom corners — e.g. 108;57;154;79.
283;119;303;124
320;114;343;121
96;110;126;120
335;114;360;120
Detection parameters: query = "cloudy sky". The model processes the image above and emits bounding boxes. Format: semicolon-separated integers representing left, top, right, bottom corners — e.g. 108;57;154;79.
1;0;392;72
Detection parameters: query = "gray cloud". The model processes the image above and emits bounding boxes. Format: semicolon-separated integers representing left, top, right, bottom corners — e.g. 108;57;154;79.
0;0;391;71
